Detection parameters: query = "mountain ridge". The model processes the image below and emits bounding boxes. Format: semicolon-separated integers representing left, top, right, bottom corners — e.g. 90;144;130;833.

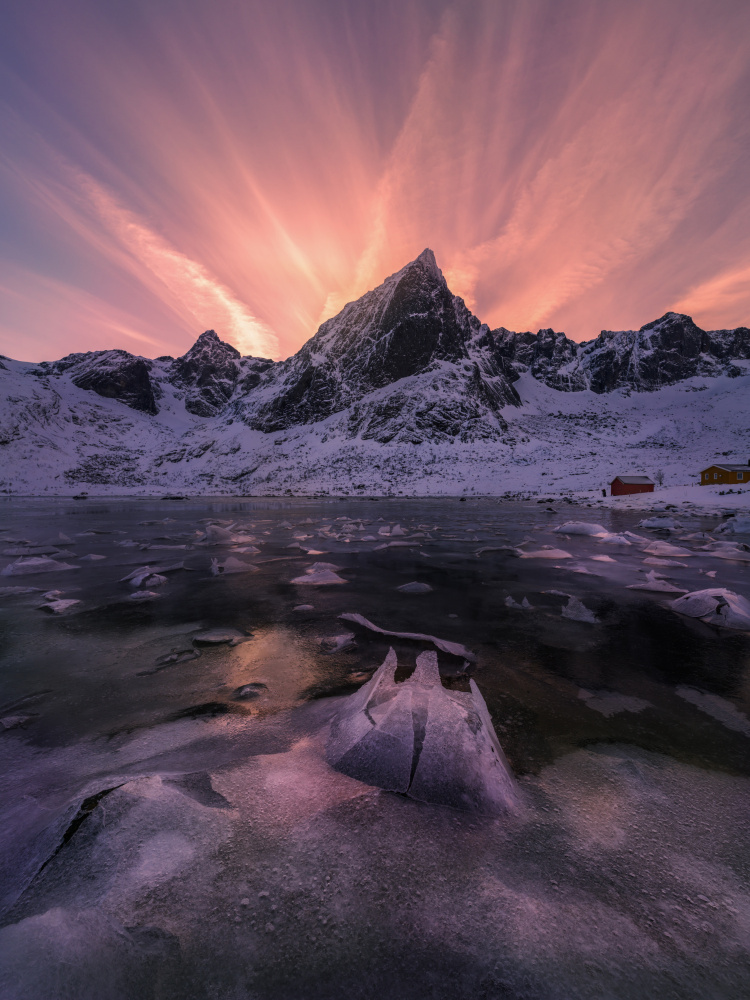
1;249;748;496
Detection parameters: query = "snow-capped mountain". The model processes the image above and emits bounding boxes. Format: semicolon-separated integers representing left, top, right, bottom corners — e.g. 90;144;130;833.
1;249;748;496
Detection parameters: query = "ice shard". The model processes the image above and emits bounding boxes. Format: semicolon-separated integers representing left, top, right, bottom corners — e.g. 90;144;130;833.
325;648;518;815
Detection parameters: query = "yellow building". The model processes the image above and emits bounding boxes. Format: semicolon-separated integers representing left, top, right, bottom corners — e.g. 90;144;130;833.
700;462;749;486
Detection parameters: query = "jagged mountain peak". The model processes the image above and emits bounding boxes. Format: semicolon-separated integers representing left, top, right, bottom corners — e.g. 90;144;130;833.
179;329;241;361
639;311;697;333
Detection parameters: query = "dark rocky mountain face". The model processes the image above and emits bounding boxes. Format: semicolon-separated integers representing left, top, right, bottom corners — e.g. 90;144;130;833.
169;330;243;417
234;249;521;434
43;350;158;414
18;253;750;441
489;327;585;390
489;312;750;393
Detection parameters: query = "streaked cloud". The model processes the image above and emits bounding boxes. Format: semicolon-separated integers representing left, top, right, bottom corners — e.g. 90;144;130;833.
1;0;749;361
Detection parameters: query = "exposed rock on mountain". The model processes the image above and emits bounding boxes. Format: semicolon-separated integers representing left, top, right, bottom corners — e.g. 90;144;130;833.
1;249;749;496
233;249;521;436
167;330;274;417
493;312;750;393
41;350;158;414
490;328;585;390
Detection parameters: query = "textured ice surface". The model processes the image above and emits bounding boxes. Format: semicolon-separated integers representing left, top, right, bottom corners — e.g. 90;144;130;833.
671;589;750;630
326;649;517;814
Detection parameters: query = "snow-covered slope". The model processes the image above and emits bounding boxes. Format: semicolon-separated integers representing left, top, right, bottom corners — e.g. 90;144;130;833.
1;250;748;498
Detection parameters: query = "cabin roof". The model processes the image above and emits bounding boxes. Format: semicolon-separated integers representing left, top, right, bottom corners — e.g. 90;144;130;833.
612;475;654;484
702;464;749;472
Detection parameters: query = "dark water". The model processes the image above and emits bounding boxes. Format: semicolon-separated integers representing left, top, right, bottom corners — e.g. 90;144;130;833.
0;497;748;999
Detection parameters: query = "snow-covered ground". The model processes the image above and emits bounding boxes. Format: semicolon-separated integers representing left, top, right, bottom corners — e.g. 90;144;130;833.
1;353;747;513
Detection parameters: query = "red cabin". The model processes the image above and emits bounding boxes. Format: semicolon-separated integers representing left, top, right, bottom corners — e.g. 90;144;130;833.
611;475;654;496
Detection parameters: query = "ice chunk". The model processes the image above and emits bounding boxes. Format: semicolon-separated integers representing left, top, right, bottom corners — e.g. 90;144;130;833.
561;596;599;623
642;557;688;567
210;557;259;576
291;562;346;585
293;604;314;611
590;555;616;563
505;595;534;609
627;571;687;593
391;524;406;536
396;582;433;594
553;522;607;536
0;557;79;576
377;526;391;536
38;599;80;614
339;612;476;662
597;534;632;546
128;590;160;601
230;545;262;555
715;514;750;535
326;649;517;814
192;628;248;645
578;689;652;717
0;586;41;597
78;553;106;562
517;547;572;560
643;541;693;557
670;589;750;630
232;682;269;701
637;516;682;530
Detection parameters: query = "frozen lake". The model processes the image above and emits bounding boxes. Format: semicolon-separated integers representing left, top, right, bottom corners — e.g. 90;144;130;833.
0;496;748;999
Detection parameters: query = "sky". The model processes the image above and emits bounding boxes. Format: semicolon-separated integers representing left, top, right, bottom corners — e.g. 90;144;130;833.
1;0;750;363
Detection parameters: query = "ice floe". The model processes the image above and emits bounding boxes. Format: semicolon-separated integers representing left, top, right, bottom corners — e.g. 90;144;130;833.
517;547;573;560
210;557;259;576
291;562;347;585
627;571;687;594
670;589;750;630
325;648;517;814
0;557;80;576
642;541;693;558
553;522;607;536
715;514;750;535
578;689;652;717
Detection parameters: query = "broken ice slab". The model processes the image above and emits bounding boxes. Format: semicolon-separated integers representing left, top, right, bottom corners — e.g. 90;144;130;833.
38;599;81;614
192;628;249;645
715;514;750;535
670;589;750;630
553;522;607;536
517;547;573;560
561;596;599;623
326;648;517;815
339;612;476;663
291;562;347;585
210;557;259;576
627;571;687;594
643;541;693;558
0;557;80;576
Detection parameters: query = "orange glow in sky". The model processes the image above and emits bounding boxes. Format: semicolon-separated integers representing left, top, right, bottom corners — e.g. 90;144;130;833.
1;0;749;362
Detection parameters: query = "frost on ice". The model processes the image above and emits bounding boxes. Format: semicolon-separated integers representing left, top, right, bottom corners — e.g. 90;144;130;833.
325;648;517;814
670;589;750;630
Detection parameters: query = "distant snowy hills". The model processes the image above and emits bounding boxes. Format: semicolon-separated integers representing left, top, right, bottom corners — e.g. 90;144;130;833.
1;249;748;496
